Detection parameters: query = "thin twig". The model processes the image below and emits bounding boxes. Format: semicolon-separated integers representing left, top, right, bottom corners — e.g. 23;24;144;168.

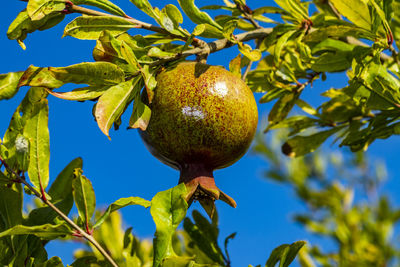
0;156;119;267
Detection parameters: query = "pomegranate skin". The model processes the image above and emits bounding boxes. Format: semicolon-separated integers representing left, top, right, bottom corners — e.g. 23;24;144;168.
139;62;258;172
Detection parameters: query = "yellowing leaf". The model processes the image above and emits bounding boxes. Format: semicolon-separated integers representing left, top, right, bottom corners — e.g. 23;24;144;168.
64;16;137;40
329;0;371;30
95;77;142;138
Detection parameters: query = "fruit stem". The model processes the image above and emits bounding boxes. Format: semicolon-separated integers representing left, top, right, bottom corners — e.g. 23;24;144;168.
179;164;237;218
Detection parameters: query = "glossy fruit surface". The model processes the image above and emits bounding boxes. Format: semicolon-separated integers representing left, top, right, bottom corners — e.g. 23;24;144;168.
140;61;258;171
139;61;258;214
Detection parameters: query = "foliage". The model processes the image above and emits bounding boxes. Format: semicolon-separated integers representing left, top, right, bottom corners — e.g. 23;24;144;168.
254;131;400;266
1;0;400;266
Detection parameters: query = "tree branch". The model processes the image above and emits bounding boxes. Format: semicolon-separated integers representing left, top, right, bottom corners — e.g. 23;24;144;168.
0;156;119;267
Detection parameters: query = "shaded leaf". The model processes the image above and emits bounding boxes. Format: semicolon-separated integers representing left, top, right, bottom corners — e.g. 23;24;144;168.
266;241;306;267
0;72;23;100
0;185;23;229
24;97;50;190
268;93;298;125
72;0;126;16
49;157;83;202
151;183;188;267
94;77;141;138
305;25;377;42
94;196;150;228
72;169;96;228
311;52;352;72
282;128;342;157
64;16;137;40
36;256;63;267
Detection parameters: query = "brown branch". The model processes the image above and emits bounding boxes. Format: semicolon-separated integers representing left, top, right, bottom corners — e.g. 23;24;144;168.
0;156;119;267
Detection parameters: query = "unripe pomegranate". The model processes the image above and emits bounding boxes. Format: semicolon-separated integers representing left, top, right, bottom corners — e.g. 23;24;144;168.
139;62;258;215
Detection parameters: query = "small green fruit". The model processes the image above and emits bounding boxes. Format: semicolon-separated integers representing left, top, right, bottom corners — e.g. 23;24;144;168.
139;62;258;216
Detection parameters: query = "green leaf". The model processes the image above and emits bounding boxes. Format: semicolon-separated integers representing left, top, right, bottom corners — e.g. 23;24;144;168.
274;30;297;63
267;116;318;134
70;256;98;266
140;65;157;103
129;0;160;23
0;72;23;100
229;54;242;78
27;0;66;21
7;9;64;49
266;241;306;267
177;0;223;30
72;169;96;228
72;0;126;16
183;216;225;264
24;97;50;190
63;16;137;40
0;171;10;185
147;47;176;58
129;97;152;131
304;25;377;42
0;185;23;229
94;196;151;228
0;223;71;239
94;77;141;138
46;86;110;101
282;127;342;157
49;157;83;202
311;52;352;72
49;62;125;86
274;0;308;23
27;194;74;225
311;38;355;54
329;0;371;29
19;62;125;89
150;183;188;267
36;256;64;267
164;4;183;25
268;93;298;126
238;42;262;61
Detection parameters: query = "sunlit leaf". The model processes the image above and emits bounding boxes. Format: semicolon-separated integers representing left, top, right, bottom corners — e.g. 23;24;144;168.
7;9;64;49
95;77;141;138
129;0;160;23
311;52;352;72
24;96;50;190
72;0;126;16
151;183;188;267
177;0;223;30
27;0;66;21
229;54;242;78
329;0;371;29
64;16;137;40
0;72;23;100
94;196;151;228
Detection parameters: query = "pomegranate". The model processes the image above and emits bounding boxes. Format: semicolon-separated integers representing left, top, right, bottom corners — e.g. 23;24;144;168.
139;62;258;215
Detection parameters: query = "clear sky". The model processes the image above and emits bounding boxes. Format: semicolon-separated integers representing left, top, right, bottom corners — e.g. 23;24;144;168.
1;1;400;266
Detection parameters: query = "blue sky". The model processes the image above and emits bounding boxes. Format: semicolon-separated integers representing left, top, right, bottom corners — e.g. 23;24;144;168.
1;0;400;266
